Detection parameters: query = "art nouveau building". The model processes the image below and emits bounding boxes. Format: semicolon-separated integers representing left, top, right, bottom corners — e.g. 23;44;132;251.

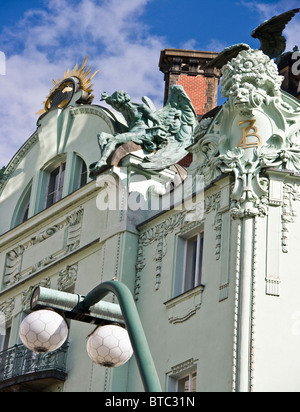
1;43;300;393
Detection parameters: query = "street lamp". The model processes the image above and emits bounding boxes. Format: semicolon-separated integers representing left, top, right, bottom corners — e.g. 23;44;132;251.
86;324;133;367
18;280;162;392
19;309;68;353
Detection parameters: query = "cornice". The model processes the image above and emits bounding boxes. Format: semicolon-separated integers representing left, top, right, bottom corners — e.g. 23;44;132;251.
0;180;98;249
0;132;39;197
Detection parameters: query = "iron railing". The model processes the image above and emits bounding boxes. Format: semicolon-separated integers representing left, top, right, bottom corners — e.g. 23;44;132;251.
0;342;68;385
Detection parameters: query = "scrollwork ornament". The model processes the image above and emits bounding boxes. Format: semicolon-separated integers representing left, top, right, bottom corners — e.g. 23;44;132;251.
188;47;300;219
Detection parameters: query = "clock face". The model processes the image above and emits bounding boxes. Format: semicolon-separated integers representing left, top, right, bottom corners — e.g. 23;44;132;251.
45;77;80;111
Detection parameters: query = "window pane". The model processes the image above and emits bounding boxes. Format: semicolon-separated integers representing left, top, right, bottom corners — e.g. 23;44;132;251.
21;201;30;223
14;183;32;226
178;376;189;392
46;163;66;207
184;237;197;292
73;157;88;191
56;163;65;201
177;372;197;392
0;327;11;352
196;233;204;287
79;160;87;188
183;232;204;293
47;167;59;207
191;372;197;392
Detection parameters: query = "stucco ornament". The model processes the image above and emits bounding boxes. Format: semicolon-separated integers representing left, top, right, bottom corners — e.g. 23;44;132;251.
189;47;300;218
89;85;198;175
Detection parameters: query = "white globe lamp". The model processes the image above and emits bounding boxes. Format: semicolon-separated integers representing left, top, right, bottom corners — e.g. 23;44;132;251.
86;324;133;367
19;309;68;353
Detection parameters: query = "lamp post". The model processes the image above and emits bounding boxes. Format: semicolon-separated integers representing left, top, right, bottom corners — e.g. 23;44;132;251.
19;280;162;392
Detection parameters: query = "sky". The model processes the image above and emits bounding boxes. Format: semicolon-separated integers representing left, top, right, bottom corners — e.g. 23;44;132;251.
1;0;300;167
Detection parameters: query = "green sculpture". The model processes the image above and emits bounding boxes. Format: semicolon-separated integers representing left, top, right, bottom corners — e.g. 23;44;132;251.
89;85;198;175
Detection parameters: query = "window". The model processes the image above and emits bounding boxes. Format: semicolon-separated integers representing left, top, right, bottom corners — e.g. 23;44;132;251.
68;154;88;193
174;229;204;297
35;154;88;213
0;326;11;352
11;181;32;228
75;157;87;190
183;232;204;293
177;372;197;392
46;162;66;208
167;363;198;392
20;201;30;223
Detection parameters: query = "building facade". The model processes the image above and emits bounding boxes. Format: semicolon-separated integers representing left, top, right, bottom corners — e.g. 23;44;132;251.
1;43;300;393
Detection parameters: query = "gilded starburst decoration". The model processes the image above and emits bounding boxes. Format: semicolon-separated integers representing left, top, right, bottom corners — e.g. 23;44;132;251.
37;56;99;115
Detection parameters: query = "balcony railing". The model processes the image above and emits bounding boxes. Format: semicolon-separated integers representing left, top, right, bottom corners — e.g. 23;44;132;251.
0;343;68;390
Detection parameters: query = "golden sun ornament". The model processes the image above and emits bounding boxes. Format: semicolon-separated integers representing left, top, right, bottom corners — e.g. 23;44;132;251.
37;56;99;115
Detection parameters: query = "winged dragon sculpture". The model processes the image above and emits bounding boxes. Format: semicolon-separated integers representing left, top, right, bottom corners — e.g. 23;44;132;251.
89;85;198;175
89;9;300;177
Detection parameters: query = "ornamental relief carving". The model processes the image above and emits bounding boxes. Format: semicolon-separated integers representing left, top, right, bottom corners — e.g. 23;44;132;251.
21;278;51;311
57;263;78;291
0;297;15;322
165;285;204;324
2;207;84;288
281;183;300;253
135;211;187;300
188;48;300;220
134;194;222;301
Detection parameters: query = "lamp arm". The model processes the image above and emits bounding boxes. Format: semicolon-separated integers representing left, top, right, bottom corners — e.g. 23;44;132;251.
81;280;162;393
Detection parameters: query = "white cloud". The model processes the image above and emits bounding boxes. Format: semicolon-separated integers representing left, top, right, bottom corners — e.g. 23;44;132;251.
0;0;167;167
239;1;285;19
205;38;228;53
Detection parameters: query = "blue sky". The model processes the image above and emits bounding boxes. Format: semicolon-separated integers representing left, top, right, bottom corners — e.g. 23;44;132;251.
0;0;300;166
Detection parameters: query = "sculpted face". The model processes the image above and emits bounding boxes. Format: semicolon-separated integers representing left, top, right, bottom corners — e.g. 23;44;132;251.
106;91;131;111
229;84;252;108
225;81;266;115
220;48;284;113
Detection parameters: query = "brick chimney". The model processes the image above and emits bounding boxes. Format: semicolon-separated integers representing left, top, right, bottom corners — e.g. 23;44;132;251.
159;49;221;168
159;49;221;119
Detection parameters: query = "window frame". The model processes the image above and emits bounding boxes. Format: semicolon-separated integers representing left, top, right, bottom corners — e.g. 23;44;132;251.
45;161;66;208
11;180;32;228
176;371;197;392
182;231;204;294
167;361;198;392
173;225;204;297
73;155;87;191
0;325;11;353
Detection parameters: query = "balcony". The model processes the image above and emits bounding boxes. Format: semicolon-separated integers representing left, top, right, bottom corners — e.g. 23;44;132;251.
0;343;68;392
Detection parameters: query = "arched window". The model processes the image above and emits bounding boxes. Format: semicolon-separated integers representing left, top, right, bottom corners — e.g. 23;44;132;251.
11;181;32;228
76;156;87;190
33;154;88;214
70;155;88;192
